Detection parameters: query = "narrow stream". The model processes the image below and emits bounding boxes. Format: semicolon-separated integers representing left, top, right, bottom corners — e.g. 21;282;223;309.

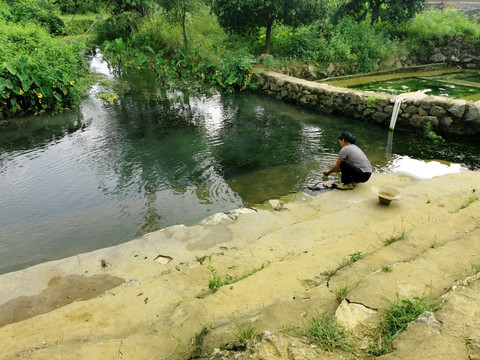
0;51;478;275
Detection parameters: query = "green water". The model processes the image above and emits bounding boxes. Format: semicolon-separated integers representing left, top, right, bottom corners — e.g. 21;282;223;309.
0;54;479;275
349;77;479;98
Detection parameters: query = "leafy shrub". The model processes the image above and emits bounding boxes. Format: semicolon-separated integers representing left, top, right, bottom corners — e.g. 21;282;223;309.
255;18;396;74
1;0;65;35
54;0;103;14
381;10;480;55
95;11;142;42
212;48;255;92
0;22;88;117
34;10;65;35
404;10;480;43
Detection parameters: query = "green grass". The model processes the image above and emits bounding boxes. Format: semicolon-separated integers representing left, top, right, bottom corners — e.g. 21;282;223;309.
384;230;406;246
234;323;257;343
334;281;356;301
300;314;353;352
369;296;439;356
473;263;480;274
324;252;364;281
458;194;479;211
208;263;266;290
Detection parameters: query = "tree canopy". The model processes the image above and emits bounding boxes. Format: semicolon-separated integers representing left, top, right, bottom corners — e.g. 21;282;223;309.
209;0;323;54
335;0;427;25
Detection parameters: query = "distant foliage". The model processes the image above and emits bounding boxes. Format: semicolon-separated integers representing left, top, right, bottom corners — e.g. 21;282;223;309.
54;0;104;14
401;9;480;44
258;17;395;73
209;0;323;54
334;0;427;25
1;0;65;35
95;11;142;42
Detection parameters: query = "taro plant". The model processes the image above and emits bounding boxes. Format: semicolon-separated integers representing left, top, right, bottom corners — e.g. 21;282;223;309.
0;22;88;117
211;48;256;93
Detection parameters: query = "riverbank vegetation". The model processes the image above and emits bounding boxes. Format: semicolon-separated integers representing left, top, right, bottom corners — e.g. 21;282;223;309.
1;0;480;118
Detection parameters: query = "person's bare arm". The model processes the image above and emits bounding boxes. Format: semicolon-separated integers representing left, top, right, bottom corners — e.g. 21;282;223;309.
323;158;344;176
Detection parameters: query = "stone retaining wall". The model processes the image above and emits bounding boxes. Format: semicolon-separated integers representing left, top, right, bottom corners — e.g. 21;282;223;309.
428;1;480;18
256;69;480;136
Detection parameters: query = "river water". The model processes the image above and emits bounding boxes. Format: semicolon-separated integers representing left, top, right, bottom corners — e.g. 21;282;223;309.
0;52;479;275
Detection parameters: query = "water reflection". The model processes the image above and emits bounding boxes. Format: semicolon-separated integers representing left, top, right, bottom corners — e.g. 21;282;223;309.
0;60;479;275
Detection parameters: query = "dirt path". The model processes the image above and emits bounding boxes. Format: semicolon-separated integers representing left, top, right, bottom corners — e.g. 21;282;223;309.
0;171;479;359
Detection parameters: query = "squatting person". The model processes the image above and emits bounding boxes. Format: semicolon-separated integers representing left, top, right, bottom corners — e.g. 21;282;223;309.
323;131;372;190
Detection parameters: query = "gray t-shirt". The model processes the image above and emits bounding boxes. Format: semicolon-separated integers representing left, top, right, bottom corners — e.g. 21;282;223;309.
338;144;372;173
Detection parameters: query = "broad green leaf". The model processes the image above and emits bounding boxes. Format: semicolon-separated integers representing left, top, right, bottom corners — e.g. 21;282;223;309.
0;77;12;92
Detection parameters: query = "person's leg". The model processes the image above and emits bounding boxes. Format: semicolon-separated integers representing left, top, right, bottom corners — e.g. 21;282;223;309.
340;161;355;185
340;162;371;185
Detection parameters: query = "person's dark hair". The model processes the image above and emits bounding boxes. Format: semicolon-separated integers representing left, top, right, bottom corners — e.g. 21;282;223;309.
339;131;356;144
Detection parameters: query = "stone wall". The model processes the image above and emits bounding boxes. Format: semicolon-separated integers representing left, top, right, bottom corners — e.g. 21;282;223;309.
426;37;480;68
256;69;480;136
428;1;480;19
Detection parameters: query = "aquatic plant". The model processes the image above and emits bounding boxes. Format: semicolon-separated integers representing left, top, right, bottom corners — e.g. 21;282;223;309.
424;121;444;144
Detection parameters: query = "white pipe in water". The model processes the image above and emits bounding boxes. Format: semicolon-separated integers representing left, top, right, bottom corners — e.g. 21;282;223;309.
389;97;406;131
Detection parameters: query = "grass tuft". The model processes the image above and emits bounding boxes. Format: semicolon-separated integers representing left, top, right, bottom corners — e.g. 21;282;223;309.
234;323;257;343
301;314;352;352
368;296;439;356
458;194;478;211
334;281;356;301
208;263;266;290
384;230;406;246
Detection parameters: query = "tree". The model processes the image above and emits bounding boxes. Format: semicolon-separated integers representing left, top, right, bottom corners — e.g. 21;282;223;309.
209;0;323;54
334;0;427;25
158;0;201;50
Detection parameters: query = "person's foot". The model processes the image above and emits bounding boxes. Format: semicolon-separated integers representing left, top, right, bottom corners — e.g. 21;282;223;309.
337;184;353;190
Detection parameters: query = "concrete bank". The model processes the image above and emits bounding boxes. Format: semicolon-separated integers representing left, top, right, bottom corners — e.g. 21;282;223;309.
1;171;479;359
256;68;480;136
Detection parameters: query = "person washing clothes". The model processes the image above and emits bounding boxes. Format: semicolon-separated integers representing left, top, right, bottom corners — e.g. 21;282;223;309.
323;131;372;190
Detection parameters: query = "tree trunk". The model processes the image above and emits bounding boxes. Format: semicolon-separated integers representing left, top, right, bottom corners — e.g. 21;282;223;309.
264;20;273;54
370;0;382;24
182;6;188;50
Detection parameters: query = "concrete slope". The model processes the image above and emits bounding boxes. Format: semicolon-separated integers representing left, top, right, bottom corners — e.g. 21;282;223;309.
0;172;479;359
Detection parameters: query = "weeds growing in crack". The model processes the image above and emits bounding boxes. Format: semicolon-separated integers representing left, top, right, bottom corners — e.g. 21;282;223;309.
458;194;478;211
473;263;480;274
384;230;406;246
367;296;439;356
334;281;356;301
299;313;353;353
324;252;365;282
207;263;267;290
234;323;257;343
